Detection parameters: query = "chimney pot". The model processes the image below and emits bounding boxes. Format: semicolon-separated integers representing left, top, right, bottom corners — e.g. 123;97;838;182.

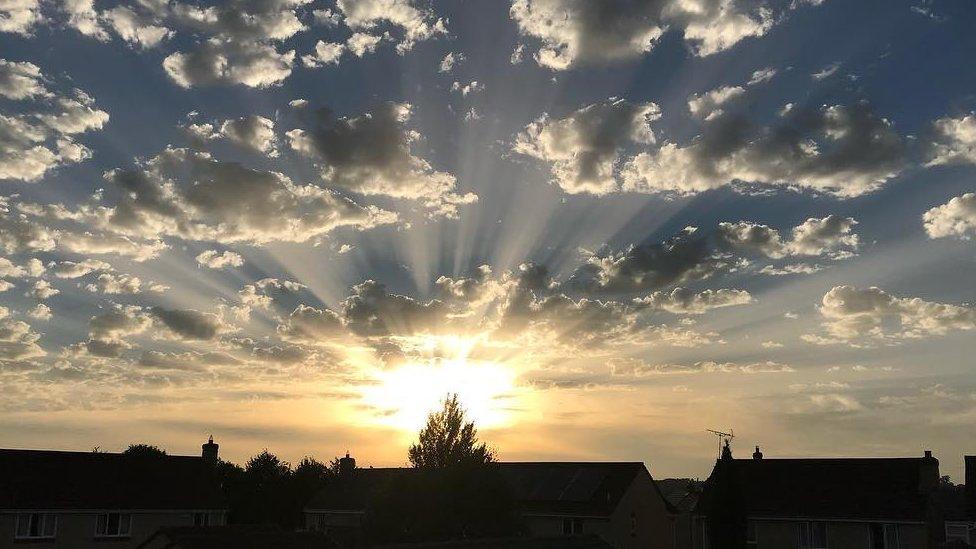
202;435;219;463
753;446;763;460
924;450;932;459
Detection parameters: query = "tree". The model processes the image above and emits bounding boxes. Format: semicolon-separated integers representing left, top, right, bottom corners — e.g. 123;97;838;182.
408;393;494;469
370;394;519;543
122;444;167;458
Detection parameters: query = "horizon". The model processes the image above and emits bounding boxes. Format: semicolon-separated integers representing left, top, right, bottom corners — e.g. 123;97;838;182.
2;0;975;486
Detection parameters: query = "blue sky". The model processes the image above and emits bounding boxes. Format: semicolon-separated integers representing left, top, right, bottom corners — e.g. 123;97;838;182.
1;0;975;479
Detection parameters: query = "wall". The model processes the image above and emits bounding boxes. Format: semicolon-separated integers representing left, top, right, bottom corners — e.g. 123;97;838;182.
0;510;223;549
609;469;674;549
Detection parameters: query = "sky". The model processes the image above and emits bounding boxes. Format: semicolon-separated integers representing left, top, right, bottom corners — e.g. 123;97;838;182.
1;0;975;481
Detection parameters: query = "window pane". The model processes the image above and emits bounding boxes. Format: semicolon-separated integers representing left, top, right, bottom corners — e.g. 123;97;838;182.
29;513;40;537
107;513;120;535
812;522;827;548
798;522;810;548
15;514;29;537
42;514;56;537
120;514;131;535
746;520;757;543
562;519;572;535
884;525;898;549
96;513;107;535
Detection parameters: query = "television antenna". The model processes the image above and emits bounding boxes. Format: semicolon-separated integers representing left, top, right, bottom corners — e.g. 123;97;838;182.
706;428;734;458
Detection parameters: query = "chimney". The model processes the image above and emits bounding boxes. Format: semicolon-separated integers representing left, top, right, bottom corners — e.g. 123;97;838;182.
752;446;763;460
202;435;219;464
339;452;356;475
918;450;939;493
720;439;733;461
966;455;975;519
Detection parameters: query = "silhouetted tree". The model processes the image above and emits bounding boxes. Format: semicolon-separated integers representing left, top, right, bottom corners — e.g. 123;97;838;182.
122;444;167;457
371;393;519;543
408;393;494;468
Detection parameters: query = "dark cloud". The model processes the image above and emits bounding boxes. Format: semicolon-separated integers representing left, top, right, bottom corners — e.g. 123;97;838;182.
151;307;223;340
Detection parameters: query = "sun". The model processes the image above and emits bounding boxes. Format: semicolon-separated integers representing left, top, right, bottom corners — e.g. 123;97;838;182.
359;335;518;433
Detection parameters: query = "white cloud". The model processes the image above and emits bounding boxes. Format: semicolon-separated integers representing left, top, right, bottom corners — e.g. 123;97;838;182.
335;0;447;54
718;216;859;259
302;40;345;67
805;285;976;345
27;303;51;321
927;114;976;166
0;0;42;36
196;250;244;269
287;102;476;218
513;98;660;194
0;59;49;99
923;193;976;239
439;52;464;73
635;287;752;314
25;279;58;300
163;40;296;89
219;115;278;156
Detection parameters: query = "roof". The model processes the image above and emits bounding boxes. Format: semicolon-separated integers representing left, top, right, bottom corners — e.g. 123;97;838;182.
373;535;613;548
0;448;226;511
698;457;936;521
138;526;334;549
655;478;702;513
305;462;655;518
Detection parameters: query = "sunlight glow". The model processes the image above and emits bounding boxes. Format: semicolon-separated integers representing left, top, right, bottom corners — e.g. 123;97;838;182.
360;335;518;433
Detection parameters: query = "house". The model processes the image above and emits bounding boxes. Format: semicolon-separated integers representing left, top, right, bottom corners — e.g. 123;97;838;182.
941;456;975;546
0;438;227;548
138;525;334;548
656;478;703;549
304;457;679;549
696;443;946;549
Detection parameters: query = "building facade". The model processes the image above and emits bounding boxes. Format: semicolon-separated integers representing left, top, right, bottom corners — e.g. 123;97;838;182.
0;439;226;548
696;444;947;549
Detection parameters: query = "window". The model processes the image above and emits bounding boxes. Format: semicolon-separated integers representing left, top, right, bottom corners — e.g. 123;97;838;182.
562;518;584;535
95;512;132;537
746;520;757;545
799;521;827;549
869;524;899;549
946;522;971;543
193;512;211;527
14;513;56;539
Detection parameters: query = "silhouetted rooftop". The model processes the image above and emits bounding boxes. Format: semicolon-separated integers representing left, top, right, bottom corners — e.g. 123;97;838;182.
0;448;226;510
305;462;660;517
655;478;702;513
699;456;936;521
373;534;613;548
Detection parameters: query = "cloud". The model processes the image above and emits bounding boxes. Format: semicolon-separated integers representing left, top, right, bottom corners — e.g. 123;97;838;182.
513;98;660;194
333;0;447;54
219;115;278;156
195;250;244;269
923;193;976;239
635;287;752;314
94;147;395;245
927;114;976;166
0;59;49;100
812;61;841;80
804;285;976;345
151;307;225;341
0;0;42;36
718;215;859;259
101;5;172;48
163;40;296;88
27;303;51;321
568;227;724;293
62;0;108;41
85;273;165;295
83;305;153;357
302;40;345;67
609;357;793;376
277;304;345;342
287;102;476;218
622;101;906;197
510;0;812;70
50;259;113;279
0;61;109;182
0;312;45;361
687;67;776;120
25;279;58;300
439;52;464;73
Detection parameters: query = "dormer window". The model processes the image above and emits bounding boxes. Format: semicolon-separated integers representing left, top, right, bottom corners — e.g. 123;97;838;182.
14;513;57;539
95;512;131;538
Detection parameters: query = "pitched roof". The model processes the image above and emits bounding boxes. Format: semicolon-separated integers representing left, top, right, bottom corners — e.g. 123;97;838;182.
0;448;226;510
655;478;702;513
305;462;655;517
138;526;334;549
699;457;935;521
